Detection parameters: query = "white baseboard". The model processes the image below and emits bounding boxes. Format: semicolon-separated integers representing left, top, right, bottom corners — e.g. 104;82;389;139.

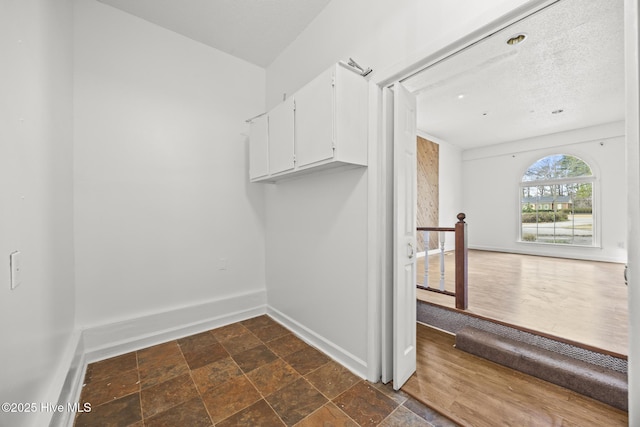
470;245;627;263
267;306;368;380
51;291;376;427
48;290;266;427
39;331;85;427
82;290;267;363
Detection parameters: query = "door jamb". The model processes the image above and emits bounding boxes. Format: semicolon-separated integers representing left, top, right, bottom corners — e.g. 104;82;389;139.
624;0;639;424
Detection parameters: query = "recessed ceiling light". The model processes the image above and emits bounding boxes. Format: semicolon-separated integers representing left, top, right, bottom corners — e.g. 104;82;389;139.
551;109;564;114
506;33;527;46
457;94;465;99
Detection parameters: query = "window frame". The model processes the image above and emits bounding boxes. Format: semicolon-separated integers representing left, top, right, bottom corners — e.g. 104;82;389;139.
518;156;599;248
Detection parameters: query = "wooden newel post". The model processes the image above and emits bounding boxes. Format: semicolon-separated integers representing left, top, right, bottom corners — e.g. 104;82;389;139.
454;213;468;310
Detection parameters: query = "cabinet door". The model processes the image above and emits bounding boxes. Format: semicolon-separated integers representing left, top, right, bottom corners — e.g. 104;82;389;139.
269;97;295;174
295;67;335;167
249;115;269;180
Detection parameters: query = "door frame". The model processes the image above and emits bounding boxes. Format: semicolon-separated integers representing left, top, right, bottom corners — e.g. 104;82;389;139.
369;0;560;385
367;1;638;414
624;0;639;425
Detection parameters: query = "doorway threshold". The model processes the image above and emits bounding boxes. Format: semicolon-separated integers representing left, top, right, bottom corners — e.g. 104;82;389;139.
417;300;627;372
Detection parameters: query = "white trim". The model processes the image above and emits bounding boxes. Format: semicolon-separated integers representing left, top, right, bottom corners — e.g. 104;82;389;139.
469;245;626;264
50;290;383;427
373;0;559;88
624;0;639;422
417;320;455;337
366;81;382;383
45;291;378;425
34;331;84;427
82;290;267;362
267;306;368;380
47;291;266;426
379;86;395;384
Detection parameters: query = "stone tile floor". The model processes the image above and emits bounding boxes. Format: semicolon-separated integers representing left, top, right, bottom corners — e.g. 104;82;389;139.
74;315;458;426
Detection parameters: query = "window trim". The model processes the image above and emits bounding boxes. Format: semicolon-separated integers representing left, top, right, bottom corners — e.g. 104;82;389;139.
518;155;599;248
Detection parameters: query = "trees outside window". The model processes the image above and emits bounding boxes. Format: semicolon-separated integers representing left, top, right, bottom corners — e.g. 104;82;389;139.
520;154;595;246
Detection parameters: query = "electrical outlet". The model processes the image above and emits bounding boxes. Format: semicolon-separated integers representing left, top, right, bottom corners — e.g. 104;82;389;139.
10;251;22;290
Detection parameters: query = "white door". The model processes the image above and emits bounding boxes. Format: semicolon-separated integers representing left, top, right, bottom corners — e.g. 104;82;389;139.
393;82;417;390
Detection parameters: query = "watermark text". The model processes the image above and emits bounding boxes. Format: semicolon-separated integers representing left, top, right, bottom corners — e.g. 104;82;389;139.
1;402;91;413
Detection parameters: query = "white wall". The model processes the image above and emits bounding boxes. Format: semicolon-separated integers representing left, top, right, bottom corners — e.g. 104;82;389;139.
0;1;75;426
267;0;529;109
265;168;369;370
462;122;627;262
439;140;464;233
264;0;530;376
74;0;267;328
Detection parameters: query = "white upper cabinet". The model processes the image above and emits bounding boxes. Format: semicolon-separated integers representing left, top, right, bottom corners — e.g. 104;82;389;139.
249;114;269;180
250;62;368;183
268;96;295;175
295;67;335;168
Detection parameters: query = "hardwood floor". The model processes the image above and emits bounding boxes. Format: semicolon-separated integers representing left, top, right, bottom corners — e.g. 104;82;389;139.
416;250;628;356
402;324;628;427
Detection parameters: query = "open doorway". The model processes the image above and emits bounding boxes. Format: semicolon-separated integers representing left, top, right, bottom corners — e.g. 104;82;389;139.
378;0;636;411
407;0;627;356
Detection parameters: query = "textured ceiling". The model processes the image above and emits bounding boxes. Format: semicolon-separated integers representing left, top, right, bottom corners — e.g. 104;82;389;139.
96;0;623;150
97;0;332;67
406;0;624;150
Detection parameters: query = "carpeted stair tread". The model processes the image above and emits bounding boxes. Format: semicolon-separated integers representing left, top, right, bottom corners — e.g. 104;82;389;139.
455;326;627;411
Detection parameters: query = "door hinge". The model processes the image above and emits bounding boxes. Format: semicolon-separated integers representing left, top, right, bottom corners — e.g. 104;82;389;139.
293;99;296;111
331;73;336;87
293;154;297;163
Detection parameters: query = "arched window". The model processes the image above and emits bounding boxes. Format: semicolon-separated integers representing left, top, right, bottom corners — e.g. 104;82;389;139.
520;154;595;246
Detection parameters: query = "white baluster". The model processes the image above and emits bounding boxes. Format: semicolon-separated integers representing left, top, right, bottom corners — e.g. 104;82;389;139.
439;231;446;291
423;230;429;288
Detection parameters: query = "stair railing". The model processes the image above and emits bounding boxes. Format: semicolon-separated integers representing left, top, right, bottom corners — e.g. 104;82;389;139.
417;213;468;310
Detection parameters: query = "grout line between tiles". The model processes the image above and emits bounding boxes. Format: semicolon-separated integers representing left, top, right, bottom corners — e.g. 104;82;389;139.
77;316;440;427
184;342;216;427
